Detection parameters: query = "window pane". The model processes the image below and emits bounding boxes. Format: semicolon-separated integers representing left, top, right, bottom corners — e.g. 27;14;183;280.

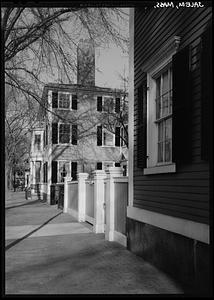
158;142;163;162
162;70;169;94
59;124;70;143
165;118;172;139
165;139;172;162
103;131;113;146
59;93;70;109
156;77;161;119
103;97;114;112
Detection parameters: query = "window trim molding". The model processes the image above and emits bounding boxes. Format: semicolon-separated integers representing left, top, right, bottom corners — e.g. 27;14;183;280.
143;163;176;175
144;36;181;174
141;36;181;73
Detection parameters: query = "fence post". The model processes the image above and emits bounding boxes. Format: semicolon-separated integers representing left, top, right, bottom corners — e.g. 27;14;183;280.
77;173;89;222
63;177;72;213
93;170;107;233
105;167;123;241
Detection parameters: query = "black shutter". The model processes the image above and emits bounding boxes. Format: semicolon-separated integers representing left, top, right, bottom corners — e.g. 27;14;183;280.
52;92;58;108
115;97;120;113
97;162;102;170
97;125;102;146
201;25;212;161
45;125;48;145
97;96;102;111
71;162;77;181
137;77;147;168
51;161;57;183
172;46;191;164
72;124;78;145
43;163;46;183
72;94;77;110
52;123;58;144
115;127;121;146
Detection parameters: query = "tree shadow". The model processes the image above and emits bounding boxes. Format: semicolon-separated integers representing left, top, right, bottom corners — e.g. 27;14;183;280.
5;211;63;251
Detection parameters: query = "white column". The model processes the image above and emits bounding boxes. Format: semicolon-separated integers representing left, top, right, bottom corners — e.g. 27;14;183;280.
63;176;72;213
93;170;107;233
105;167;123;241
77;173;89;222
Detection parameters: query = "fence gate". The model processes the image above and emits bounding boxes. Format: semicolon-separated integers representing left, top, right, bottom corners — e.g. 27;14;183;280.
85;181;94;225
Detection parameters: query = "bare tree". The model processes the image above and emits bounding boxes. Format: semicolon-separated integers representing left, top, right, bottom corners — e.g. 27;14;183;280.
3;6;128;195
98;72;129;148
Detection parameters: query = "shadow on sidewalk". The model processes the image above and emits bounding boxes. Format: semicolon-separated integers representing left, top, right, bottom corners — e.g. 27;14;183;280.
6;200;41;210
5;211;63;251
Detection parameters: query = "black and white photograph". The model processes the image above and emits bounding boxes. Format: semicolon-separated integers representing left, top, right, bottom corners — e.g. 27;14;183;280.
2;0;213;296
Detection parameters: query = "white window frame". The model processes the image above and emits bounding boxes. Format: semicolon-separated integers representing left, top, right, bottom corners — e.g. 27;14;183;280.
142;36;181;175
58;92;71;110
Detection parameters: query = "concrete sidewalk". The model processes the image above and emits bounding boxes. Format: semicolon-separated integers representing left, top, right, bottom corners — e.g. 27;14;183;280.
5;192;183;295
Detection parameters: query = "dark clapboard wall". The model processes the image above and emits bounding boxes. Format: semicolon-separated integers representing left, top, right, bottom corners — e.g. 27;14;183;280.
134;7;212;224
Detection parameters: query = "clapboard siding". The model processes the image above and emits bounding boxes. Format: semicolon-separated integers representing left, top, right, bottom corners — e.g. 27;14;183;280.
133;7;212;224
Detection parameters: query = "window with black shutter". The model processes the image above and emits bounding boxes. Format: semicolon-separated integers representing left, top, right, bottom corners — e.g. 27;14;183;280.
115;97;120;113
71;162;77;181
97;96;102;111
72;94;77;110
52;91;58;108
59;124;70;143
52;123;58;144
97;162;102;170
51;161;57;183
201;25;212;161
115;127;121;146
172;45;191;164
137;79;147;168
97;125;102;146
72;124;78;145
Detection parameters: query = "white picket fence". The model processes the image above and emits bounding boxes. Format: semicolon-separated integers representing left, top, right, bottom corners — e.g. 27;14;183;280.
63;167;128;247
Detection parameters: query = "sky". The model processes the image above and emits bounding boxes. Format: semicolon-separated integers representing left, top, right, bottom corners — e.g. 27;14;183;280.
95;44;129;89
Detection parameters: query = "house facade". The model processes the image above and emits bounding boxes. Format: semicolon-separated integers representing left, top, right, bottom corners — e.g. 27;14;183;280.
128;6;212;294
30;39;128;203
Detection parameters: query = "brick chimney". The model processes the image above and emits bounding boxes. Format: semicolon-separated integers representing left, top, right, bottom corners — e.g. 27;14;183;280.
77;39;95;86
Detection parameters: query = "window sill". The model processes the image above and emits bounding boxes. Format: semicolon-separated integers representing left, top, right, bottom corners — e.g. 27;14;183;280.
143;163;176;175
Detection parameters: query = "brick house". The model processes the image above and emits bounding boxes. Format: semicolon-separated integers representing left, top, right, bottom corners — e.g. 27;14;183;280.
128;6;212;295
29;39;128;203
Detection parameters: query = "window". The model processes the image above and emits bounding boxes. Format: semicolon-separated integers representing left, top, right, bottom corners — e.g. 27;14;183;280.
52;91;77;110
97;125;115;147
155;67;172;164
139;36;182;174
59;92;70;109
103;96;114;112
103;129;114;146
58;161;70;182
34;134;41;151
59;124;70;143
97;162;102;170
